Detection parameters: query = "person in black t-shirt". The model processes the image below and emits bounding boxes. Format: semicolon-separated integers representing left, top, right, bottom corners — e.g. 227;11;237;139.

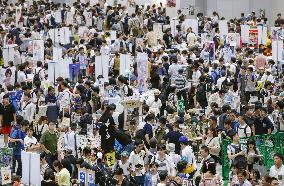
254;107;274;135
0;94;16;147
99;104;116;153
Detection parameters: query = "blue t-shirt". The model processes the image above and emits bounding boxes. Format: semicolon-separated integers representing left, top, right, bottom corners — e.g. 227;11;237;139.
10;127;26;156
143;123;153;139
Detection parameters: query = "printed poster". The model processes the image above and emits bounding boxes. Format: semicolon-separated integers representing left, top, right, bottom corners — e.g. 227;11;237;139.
271;27;281;41
105;151;116;168
241;25;250;43
95;55;109;82
272;41;283;62
183;19;198;35
219;20;228;36
3;45;15;67
226;33;240;47
54;10;62;24
66;12;74;25
137;52;148;93
248;29;258;49
87;171;96;186
33;40;44;61
85;12;93;27
205;41;215;62
120;54;131;75
78;168;87;185
1;167;11;185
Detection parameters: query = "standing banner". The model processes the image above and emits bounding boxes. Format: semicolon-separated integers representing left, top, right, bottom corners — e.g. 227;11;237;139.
55;10;62;24
262;26;267;45
69;63;80;82
205;41;215;62
78;168;87;185
120;54;131;75
95;55;109;82
241;25;250;44
153;23;163;39
183;19;198;35
110;30;116;40
248;29;258;49
272;40;283;62
257;26;264;46
166;7;178;18
32;40;44;61
87;170;96;186
85;12;93;27
170;18;179;37
137;53;148;93
48;59;72;83
3;45;15;67
21;151;41;186
15;7;21;27
53;47;62;61
59;27;71;45
201;33;212;46
66;11;74;25
219;20;228;37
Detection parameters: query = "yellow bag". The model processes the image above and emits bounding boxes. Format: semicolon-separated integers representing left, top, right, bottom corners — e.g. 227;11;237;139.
184;164;195;174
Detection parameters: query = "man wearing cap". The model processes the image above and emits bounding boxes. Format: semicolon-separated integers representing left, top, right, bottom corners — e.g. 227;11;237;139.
253;107;274;135
113;151;130;176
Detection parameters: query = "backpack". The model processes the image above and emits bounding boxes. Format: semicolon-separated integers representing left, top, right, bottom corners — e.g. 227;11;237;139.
237;125;249;138
124;85;133;97
221;78;228;90
33;68;43;84
196;84;207;102
211;70;221;84
230;144;247;169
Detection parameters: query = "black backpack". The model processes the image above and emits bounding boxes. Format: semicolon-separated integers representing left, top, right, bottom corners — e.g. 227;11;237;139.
231;144;247;169
33;68;43;84
124;85;133;97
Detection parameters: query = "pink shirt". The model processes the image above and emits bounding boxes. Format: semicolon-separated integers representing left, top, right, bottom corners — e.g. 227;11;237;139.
255;54;266;71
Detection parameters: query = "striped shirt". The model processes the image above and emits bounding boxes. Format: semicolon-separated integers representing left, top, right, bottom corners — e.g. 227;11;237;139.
175;75;186;91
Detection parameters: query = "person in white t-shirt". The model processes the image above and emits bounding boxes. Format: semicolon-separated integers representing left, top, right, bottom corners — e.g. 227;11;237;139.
237;115;252;138
24;127;40;152
270;153;284;185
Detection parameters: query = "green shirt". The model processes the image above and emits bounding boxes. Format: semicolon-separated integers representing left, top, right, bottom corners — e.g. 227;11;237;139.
40;130;58;155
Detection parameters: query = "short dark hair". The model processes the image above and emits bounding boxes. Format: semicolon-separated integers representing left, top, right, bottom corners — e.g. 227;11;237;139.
159;170;168;181
200;145;209;153
134;139;143;146
274;153;284;161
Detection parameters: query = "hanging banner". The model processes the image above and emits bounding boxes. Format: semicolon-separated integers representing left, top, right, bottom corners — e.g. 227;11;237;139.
120;54;131;75
95;55;109;82
241;25;250;43
32;40;44;61
248;29;258;49
137;52;148;93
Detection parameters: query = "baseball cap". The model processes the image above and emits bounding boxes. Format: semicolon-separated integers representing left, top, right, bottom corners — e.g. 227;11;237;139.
121;151;129;157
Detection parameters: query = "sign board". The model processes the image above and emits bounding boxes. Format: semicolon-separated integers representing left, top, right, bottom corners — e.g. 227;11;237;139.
120;98;141;109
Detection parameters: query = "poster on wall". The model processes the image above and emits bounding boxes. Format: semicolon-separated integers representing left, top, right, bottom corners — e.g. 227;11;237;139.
167;0;176;7
137;53;148;93
248;29;258;49
272;40;283;62
1;168;11;185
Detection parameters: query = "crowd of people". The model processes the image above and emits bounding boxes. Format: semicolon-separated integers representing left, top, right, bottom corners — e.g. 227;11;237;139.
0;0;284;185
